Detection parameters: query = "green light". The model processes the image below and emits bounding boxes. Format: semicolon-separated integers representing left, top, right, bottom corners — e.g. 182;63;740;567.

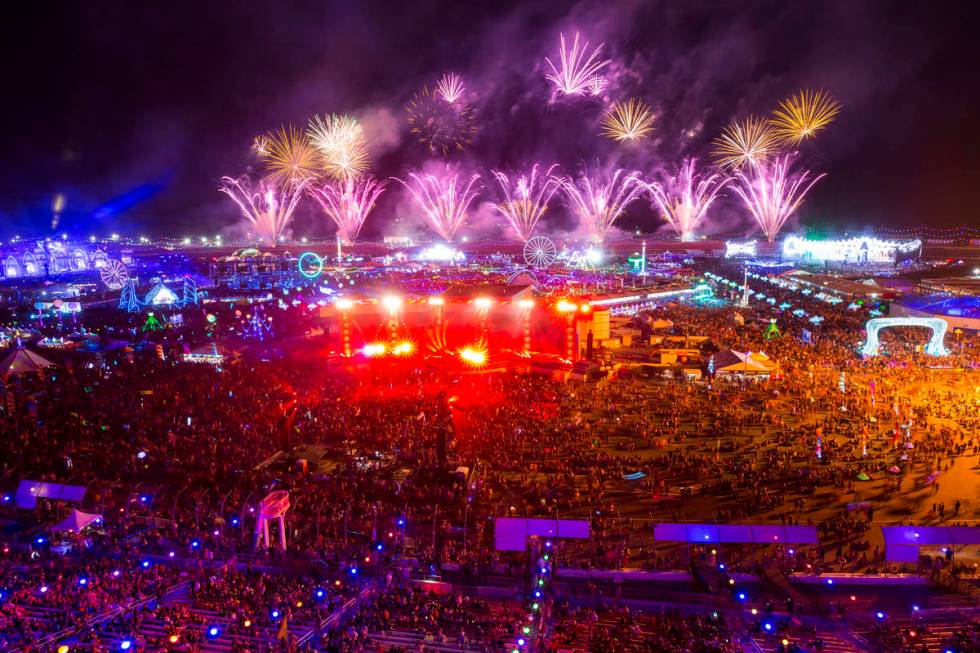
523;627;530;635
538;579;544;586
543;554;549;560
532;603;539;610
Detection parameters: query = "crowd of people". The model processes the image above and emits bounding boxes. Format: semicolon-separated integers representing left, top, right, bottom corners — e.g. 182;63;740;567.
1;260;978;651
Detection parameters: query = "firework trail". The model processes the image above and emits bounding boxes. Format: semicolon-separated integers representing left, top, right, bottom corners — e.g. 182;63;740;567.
309;176;386;245
307;114;370;182
601;98;656;142
406;85;476;156
219;176;308;243
712;116;779;170
435;73;465;104
396;168;482;242
647;159;729;241
545;32;611;96
770;89;840;145
732;155;825;242
561;169;644;242
260;125;322;185
490;164;562;242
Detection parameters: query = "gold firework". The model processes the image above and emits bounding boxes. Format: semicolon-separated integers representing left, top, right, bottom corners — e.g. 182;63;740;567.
260;125;321;185
601;99;655;142
307;114;370;182
712;115;779;170
769;89;840;145
405;85;475;156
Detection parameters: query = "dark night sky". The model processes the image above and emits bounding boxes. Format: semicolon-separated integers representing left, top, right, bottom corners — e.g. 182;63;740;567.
1;0;978;240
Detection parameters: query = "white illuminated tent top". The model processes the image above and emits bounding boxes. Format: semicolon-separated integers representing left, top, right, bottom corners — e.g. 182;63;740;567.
0;348;57;379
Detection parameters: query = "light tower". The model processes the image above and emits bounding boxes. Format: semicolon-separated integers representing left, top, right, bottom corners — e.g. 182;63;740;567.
556;300;579;361
518;299;535;356
474;297;492;342
335;298;354;357
382;295;402;344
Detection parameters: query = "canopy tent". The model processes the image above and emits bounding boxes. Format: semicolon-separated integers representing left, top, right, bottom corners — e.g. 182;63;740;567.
712;349;778;376
654;523;818;544
650;319;674;331
495;517;590;551
0;348;56;379
16;480;87;509
52;509;102;533
882;526;980;562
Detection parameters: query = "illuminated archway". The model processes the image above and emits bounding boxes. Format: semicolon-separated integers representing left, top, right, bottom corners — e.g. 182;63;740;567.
4;255;21;278
861;317;950;357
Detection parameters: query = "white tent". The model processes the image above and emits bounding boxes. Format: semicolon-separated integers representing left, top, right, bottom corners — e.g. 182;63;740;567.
0;348;56;379
52;509;102;532
714;349;778;376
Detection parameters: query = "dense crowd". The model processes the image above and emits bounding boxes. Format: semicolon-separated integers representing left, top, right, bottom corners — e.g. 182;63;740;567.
1;262;978;651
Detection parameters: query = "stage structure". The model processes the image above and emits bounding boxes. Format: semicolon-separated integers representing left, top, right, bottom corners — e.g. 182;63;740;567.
254;490;290;551
860;317;950;357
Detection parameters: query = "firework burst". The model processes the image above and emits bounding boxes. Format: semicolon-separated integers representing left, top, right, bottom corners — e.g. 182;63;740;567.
309;176;385;245
601;98;656;142
259;125;322;185
732;155;825;242
252;135;269;157
406;86;476;156
712;116;779;170
435;73;465;104
587;75;608;96
397;168;481;242
647;159;729;241
219;176;308;243
307;114;370;182
490;164;562;242
545;32;611;96
561;169;644;242
769;89;840;145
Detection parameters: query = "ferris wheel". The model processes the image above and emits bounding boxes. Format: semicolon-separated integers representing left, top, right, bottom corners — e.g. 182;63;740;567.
523;236;557;269
100;259;129;290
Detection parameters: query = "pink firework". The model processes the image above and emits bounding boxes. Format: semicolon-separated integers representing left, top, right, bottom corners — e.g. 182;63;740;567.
587;75;607;96
435;73;465;104
309;176;386;245
561;169;644;241
647;159;729;241
397;168;482;243
732;155;825;242
545;32;611;96
490;164;562;242
219;176;307;243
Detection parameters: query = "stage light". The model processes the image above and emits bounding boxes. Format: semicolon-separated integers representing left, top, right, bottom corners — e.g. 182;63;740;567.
381;295;402;311
428;296;444;306
474;297;492;309
362;343;386;357
556;300;577;313
518;299;535;309
335;298;354;310
120;641;132;651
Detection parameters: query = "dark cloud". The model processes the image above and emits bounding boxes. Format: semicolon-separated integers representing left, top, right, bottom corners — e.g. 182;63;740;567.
0;0;977;239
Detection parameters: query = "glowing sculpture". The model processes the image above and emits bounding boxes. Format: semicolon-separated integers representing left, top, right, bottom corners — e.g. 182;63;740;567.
254;490;290;552
860;317;950;358
782;236;921;263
